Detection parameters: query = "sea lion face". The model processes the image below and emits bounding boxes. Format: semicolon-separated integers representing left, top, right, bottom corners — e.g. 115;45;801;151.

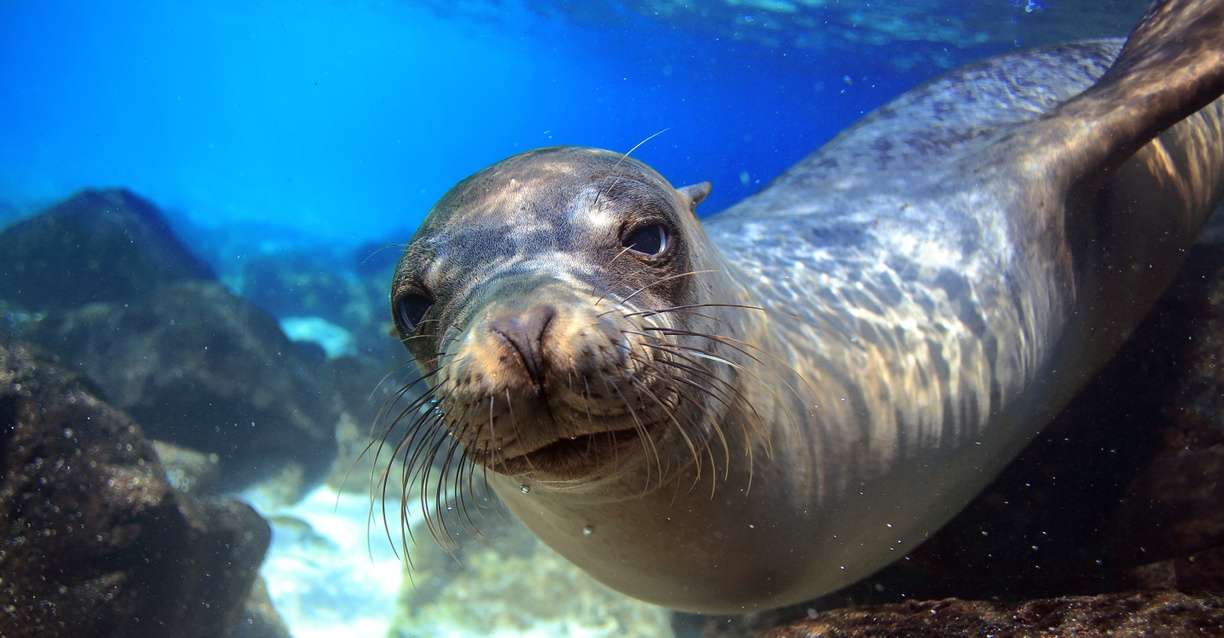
391;147;719;482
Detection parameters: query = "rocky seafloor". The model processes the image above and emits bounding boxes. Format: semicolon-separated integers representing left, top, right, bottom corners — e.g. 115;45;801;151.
2;188;1223;637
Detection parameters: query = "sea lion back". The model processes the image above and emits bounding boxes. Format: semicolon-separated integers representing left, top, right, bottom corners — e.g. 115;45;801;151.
710;40;1122;224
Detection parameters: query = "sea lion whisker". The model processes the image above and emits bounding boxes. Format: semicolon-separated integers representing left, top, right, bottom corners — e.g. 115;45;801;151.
390;395;455;542
640;330;794;455
609;429;619;473
406;405;469;551
579;375;600;454
365;357;426;404
632;356;735;433
486;395;504;475
625;351;732;483
342;372;441;514
626;302;766;320
672;387;729;489
358;241;409;267
504;388;540;475
372;400;444;565
430;420;468;543
646;328;795;422
633;336;749;387
364;384;442;537
458;424;487;532
429;413;473;549
592;245;637;304
592;127;670;211
644;324;814;400
445;435;474;536
367;385;442;491
402;405;451;494
630;342;749;415
607;380;663;492
632;352;735;411
629;377;704;490
447;414;485;533
644;326;767;361
596;270;717;317
634;340;771;468
625;331;744;376
378;390;449;533
409;419;453;551
368;367;444;444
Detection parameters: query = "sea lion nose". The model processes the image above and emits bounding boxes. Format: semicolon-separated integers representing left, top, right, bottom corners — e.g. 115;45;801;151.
488;304;557;387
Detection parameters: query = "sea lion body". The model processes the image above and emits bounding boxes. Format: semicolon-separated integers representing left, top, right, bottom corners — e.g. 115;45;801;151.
390;1;1224;614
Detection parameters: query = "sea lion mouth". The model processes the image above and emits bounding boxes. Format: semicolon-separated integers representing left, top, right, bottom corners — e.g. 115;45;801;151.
488;421;663;477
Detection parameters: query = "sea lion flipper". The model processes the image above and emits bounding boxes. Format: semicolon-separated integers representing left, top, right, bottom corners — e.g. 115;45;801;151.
1031;0;1223;185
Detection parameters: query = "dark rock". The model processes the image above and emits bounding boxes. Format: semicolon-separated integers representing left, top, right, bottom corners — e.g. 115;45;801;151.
152;439;222;496
0;200;20;227
0;189;213;311
22;281;341;493
757;592;1224;638
231;248;403;363
234;578;292;638
237;251;357;326
1122;545;1224;594
0;339;269;638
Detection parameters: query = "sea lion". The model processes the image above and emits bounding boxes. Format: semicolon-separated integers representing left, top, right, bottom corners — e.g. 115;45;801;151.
385;0;1224;614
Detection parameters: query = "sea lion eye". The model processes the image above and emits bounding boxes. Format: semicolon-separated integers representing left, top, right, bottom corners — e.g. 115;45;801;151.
394;293;433;333
622;223;670;257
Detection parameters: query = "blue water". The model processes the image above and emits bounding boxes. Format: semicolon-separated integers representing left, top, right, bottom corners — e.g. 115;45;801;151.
1;1;947;245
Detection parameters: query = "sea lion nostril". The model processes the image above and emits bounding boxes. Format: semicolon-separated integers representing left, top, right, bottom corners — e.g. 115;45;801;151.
488;304;557;386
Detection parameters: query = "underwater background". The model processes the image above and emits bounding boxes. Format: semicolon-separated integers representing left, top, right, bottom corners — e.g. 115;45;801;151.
1;0;1154;244
9;1;1223;638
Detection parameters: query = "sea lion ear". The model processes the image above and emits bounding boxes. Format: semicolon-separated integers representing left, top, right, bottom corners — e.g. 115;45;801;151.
677;182;711;212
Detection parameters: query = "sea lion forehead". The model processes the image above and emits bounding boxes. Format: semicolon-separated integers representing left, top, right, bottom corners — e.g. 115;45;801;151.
424;146;675;229
394;146;679;293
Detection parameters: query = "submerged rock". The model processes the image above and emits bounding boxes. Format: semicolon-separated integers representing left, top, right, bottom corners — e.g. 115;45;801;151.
22;281;342;494
756;592;1224;638
235;578;293;638
0;189;213;311
0;339;269;638
232;248;401;362
237;252;358;328
152;439;223;496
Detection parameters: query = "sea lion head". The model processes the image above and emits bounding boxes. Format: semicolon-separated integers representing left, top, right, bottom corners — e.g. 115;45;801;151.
390;146;753;488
